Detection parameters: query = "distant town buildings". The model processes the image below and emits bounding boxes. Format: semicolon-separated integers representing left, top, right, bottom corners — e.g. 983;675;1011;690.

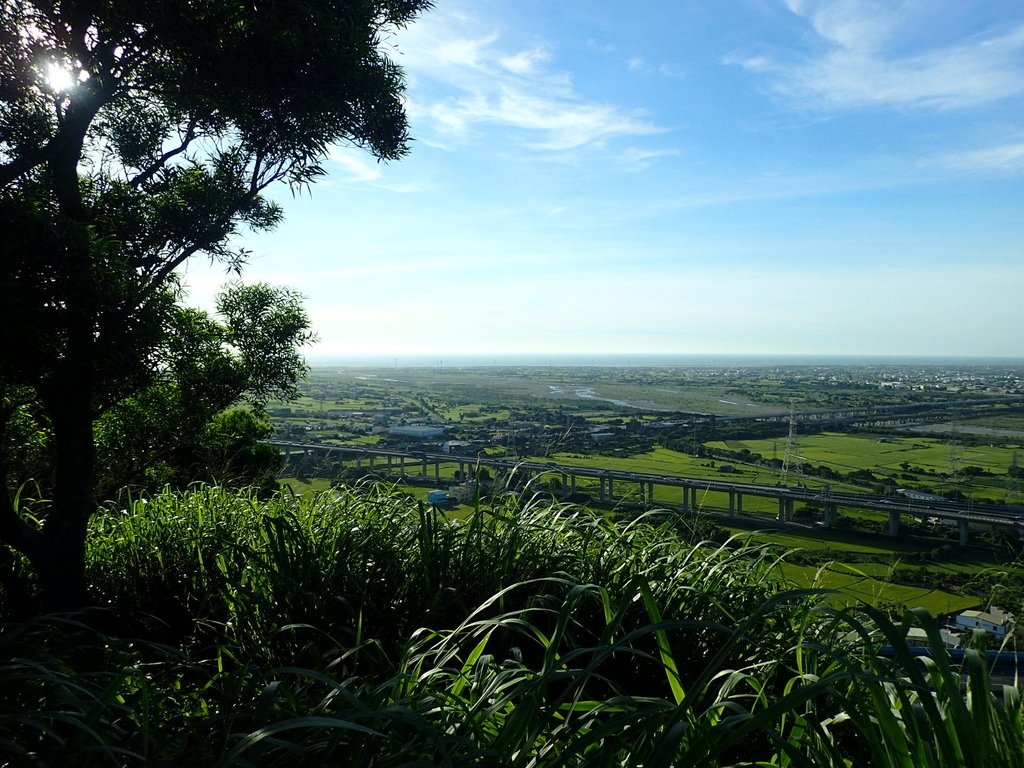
388;425;445;439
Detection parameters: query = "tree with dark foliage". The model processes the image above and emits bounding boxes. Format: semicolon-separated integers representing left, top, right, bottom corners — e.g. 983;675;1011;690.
90;282;314;498
0;0;430;609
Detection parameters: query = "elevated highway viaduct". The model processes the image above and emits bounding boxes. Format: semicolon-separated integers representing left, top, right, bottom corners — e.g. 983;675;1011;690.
270;441;1023;547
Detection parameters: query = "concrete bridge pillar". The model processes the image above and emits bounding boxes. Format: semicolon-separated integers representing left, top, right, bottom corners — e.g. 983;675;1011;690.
608;478;614;500
959;519;970;547
823;504;836;529
599;477;606;502
421;456;427;479
777;498;787;522
571;475;577;494
888;509;900;537
648;482;655;505
399;455;405;475
682;487;689;514
728;492;736;517
434;462;441;482
736;493;743;515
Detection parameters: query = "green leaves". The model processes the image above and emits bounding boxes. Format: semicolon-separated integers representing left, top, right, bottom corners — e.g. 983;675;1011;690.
0;0;432;611
217;283;316;406
1;486;1021;765
91;283;312;498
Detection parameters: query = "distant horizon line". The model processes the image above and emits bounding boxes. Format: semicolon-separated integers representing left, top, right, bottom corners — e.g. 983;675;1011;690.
304;352;1024;368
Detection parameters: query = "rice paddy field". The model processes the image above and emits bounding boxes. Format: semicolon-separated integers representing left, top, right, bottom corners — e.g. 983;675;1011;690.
716;433;1019;473
778;562;980;615
708;432;1022;501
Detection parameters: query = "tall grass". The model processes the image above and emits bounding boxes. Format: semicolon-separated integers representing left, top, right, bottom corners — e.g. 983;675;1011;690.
1;484;1022;765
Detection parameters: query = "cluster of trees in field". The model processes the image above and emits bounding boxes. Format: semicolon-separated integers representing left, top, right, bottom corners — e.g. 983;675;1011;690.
705;443;899;490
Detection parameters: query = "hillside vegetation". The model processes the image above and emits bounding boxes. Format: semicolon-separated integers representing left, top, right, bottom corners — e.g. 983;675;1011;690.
2;486;1023;766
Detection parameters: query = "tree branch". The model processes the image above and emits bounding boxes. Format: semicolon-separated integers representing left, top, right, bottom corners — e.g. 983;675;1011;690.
144;184;271;291
249;147;266;194
0;148;54;189
128;116;200;189
0;11;110;190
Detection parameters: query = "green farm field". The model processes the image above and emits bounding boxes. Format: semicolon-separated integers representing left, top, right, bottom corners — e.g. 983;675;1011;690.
286;395;383;411
720;520;927;557
709;432;1021;474
527;446;888;511
777;562;981;615
709;431;1021;503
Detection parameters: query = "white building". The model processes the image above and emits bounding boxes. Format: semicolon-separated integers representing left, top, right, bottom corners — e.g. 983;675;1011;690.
905;626;960;649
388;425;445;439
955;610;1010;639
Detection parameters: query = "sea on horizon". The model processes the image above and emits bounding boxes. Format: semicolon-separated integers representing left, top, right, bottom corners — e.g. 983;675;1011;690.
305;353;1024;369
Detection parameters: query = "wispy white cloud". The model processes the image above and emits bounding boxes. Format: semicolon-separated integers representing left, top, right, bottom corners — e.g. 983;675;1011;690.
936;142;1024;173
428;34;499;71
396;7;661;152
620;146;679;171
499;46;549;75
724;54;771;72
327;148;430;192
728;1;1024;110
327;150;383;183
625;56;684;78
438;90;658;151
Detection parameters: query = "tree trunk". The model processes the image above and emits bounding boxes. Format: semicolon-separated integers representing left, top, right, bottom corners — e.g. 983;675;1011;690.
35;370;96;612
0;394;94;612
34;520;90;613
36;105;99;613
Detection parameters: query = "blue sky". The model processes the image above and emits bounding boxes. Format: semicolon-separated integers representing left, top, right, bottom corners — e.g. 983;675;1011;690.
184;0;1024;360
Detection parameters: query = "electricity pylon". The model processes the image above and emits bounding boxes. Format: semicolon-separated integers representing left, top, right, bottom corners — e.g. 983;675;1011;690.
947;418;963;482
781;401;802;485
1009;451;1021;504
